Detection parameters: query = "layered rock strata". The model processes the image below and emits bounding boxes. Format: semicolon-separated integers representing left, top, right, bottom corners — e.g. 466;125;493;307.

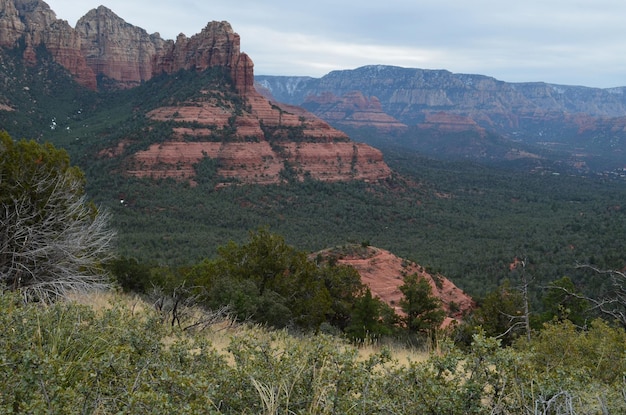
128;140;390;185
0;1;254;92
2;0;393;185
128;93;391;185
300;91;408;132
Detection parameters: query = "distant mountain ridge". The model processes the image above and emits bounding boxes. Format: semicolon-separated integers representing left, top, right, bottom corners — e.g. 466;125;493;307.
258;65;626;119
256;66;626;171
2;0;625;172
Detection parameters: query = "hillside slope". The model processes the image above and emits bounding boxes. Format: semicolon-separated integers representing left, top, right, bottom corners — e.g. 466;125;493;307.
314;245;474;325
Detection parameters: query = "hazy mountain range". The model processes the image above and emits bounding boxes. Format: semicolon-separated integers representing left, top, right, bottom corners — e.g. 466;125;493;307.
257;66;626;172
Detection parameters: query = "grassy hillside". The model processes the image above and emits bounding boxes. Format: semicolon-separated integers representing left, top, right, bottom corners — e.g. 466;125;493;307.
2;289;624;414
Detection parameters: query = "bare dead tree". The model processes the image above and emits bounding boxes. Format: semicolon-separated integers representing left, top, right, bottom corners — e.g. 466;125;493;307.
148;284;235;332
1;163;116;302
498;258;533;342
566;264;626;328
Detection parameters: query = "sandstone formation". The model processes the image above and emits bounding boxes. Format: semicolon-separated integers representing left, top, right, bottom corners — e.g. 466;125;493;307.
127;91;391;185
0;0;97;88
128;140;390;186
301;91;408;132
256;66;626;168
0;1;254;92
314;246;474;327
75;6;255;92
123;84;391;185
75;6;169;88
0;0;391;185
417;111;486;135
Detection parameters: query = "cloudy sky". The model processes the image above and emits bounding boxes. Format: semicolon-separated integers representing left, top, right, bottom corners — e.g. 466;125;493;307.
44;0;626;88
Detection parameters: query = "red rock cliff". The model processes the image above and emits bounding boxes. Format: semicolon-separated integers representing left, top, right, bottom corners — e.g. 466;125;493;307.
2;0;392;185
75;6;170;88
303;91;408;132
154;21;254;93
1;0;97;89
0;1;254;92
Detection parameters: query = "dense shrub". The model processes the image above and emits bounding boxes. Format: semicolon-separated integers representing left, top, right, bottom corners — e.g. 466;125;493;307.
1;289;624;414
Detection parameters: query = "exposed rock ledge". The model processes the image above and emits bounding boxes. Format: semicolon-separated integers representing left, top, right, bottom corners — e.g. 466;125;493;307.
314;246;475;327
127;141;391;186
120;82;393;186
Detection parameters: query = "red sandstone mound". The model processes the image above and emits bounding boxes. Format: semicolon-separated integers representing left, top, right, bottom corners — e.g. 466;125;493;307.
314;245;474;327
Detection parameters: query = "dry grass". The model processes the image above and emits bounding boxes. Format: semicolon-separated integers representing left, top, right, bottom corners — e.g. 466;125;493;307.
357;340;431;367
66;289;149;315
65;289;429;368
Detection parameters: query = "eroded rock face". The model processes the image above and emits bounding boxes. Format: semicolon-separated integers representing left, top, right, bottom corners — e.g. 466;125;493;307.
0;0;26;48
314;246;475;327
2;0;392;185
124;85;392;186
126;137;390;186
256;66;626;166
75;6;170;88
302;91;408;132
154;21;254;93
1;1;254;91
418;111;487;135
1;0;97;88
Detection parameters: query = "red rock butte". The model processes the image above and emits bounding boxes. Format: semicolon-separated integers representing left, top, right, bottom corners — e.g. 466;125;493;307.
0;0;392;185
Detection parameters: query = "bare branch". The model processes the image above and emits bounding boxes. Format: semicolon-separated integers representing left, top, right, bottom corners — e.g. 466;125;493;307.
550;264;626;328
1;157;115;302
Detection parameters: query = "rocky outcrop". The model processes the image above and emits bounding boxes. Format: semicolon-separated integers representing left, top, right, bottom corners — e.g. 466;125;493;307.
0;0;25;48
154;21;254;93
125;91;391;185
258;66;626;123
0;1;254;91
417;111;486;135
75;6;254;91
1;0;391;184
75;6;169;88
301;91;407;132
76;7;254;91
1;0;97;88
127;140;390;185
314;246;474;326
257;66;626;168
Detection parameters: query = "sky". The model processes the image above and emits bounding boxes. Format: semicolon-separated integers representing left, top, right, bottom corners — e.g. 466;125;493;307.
43;0;626;88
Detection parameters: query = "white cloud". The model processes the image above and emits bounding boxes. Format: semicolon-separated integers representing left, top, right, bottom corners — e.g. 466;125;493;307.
43;0;626;87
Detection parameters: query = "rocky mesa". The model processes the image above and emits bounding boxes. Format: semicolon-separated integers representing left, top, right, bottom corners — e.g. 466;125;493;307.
256;66;626;168
0;0;253;92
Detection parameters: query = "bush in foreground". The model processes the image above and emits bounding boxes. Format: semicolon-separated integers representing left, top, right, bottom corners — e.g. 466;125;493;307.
0;132;115;301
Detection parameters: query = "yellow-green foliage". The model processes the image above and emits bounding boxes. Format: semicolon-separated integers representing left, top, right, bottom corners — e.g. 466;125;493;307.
1;290;624;414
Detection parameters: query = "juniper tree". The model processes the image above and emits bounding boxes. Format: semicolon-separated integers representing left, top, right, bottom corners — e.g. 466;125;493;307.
0;132;115;301
399;273;445;333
